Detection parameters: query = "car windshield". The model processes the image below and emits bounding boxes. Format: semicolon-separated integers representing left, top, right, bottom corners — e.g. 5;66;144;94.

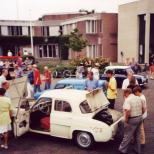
54;84;71;89
80;100;92;114
126;68;134;74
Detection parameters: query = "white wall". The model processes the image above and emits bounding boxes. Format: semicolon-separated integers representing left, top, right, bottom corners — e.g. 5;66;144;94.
1;26;8;36
49;26;59;36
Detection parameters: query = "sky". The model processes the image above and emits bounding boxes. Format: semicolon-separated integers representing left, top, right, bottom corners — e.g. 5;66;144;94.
0;0;137;20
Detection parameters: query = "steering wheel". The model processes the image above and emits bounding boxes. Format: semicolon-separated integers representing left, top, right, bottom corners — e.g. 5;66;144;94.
32;103;50;115
38;103;51;115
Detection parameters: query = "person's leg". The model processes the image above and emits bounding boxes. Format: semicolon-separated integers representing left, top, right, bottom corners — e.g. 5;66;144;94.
140;122;145;145
119;120;137;153
134;123;142;153
108;99;115;109
34;85;37;93
3;132;8;148
38;85;41;92
44;82;47;90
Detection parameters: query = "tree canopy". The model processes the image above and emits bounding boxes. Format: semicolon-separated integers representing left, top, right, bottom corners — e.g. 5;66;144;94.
67;28;88;52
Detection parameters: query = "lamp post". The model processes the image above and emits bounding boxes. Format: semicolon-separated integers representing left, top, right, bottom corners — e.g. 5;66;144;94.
59;26;63;62
29;9;34;56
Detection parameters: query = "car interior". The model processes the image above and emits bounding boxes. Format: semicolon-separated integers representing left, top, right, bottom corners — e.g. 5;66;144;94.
30;98;52;131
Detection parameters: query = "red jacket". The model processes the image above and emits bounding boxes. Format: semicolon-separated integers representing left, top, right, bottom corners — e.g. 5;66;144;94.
44;70;51;83
34;69;41;85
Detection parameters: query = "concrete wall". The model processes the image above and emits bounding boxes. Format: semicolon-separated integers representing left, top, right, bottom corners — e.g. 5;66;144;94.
118;0;154;64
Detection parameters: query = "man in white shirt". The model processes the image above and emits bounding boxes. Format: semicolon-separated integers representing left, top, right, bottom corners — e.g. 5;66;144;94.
119;88;145;154
91;63;100;80
122;72;138;90
133;86;147;147
0;69;8;88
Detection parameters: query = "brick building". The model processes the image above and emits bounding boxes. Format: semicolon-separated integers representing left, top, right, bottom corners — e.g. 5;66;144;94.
0;12;118;62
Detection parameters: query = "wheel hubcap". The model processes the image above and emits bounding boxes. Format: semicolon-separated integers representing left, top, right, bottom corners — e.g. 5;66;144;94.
77;133;91;147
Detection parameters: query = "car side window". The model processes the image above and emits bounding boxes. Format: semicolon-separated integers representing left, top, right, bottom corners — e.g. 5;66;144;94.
37;98;52;104
115;69;127;75
54;100;72;112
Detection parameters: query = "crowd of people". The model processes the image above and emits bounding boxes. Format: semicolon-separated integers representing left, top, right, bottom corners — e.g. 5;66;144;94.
0;57;148;152
84;68;147;154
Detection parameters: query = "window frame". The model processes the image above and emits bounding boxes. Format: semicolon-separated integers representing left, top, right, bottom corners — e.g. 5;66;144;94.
54;99;72;113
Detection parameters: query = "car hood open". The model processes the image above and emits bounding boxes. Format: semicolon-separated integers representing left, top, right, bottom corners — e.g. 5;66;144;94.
86;89;110;112
8;76;27;108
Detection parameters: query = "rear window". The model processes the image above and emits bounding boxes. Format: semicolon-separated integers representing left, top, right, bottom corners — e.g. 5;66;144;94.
80;101;92;114
54;84;72;89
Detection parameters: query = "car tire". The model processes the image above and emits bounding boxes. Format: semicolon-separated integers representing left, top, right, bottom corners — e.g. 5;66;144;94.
63;70;71;78
75;131;94;149
53;71;58;78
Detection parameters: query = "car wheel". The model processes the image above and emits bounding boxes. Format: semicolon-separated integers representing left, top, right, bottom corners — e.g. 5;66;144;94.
75;131;94;149
53;71;58;78
63;70;71;78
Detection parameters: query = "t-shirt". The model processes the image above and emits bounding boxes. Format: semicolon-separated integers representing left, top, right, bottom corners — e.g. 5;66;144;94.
0;97;12;125
123;94;143;117
140;94;147;119
85;79;99;91
107;77;117;99
122;78;138;90
0;75;6;88
91;68;99;80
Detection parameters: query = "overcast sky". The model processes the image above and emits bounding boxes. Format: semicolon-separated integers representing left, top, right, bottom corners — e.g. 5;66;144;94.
0;0;137;20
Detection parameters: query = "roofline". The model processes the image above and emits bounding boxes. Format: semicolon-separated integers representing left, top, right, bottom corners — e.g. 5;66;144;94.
119;0;139;7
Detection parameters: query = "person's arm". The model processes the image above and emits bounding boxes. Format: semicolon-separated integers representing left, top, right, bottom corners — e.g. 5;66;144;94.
108;79;116;91
124;109;130;123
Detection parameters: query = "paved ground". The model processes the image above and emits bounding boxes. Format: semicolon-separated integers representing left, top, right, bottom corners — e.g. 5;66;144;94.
1;79;154;154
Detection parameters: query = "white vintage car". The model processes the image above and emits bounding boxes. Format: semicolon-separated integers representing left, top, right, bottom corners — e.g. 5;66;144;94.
10;77;123;149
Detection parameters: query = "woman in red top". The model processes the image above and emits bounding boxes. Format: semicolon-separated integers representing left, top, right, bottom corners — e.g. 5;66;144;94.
44;66;52;90
33;64;41;93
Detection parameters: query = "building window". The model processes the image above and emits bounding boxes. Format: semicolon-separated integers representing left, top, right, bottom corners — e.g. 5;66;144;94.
86;45;98;58
8;26;22;36
42;26;49;36
86;20;97;34
38;44;59;58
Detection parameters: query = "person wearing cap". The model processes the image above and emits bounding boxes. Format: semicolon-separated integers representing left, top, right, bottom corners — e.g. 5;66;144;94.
106;70;117;109
91;63;100;80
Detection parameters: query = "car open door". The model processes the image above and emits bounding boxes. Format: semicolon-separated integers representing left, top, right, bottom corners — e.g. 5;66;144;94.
8;77;30;137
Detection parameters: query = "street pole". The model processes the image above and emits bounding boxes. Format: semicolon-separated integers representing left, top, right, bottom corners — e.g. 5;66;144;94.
29;10;34;56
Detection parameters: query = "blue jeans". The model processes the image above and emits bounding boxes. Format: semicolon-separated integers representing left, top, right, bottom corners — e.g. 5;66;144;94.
34;85;41;93
44;82;51;90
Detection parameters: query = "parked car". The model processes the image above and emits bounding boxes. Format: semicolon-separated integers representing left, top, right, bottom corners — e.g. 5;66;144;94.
34;78;107;100
100;66;148;88
12;88;123;149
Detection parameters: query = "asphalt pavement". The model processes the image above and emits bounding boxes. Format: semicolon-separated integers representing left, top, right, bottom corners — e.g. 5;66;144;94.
0;78;154;154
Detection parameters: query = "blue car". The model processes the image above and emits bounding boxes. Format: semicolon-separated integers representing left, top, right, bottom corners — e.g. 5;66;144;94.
34;78;107;100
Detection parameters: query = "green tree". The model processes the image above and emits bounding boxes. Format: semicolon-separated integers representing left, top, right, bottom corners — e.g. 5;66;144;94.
67;28;88;52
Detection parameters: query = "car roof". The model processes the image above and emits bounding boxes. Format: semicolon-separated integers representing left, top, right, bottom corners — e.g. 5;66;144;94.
105;66;131;70
40;89;88;103
56;78;105;85
57;78;86;84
